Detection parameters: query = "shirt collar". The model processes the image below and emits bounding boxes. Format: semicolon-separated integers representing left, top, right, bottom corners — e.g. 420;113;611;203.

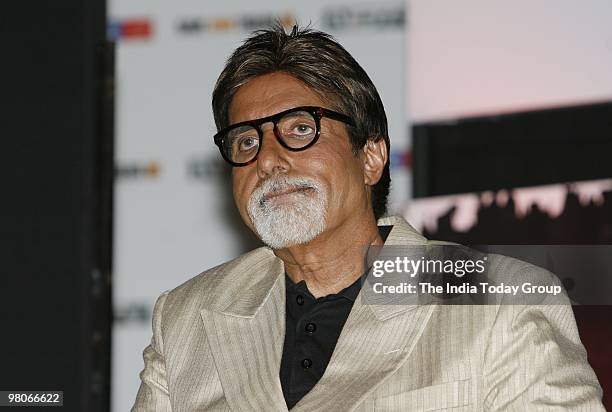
284;273;361;302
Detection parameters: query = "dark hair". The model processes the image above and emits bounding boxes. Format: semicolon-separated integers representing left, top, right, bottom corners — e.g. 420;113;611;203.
212;23;391;220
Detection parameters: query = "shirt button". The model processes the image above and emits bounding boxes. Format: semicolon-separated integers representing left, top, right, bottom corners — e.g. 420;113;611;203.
301;358;312;369
305;322;317;334
296;295;304;305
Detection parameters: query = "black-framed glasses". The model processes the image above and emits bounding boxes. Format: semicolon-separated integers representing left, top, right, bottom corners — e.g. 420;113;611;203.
213;106;355;166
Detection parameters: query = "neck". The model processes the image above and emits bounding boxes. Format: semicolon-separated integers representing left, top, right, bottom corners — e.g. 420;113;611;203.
274;209;383;298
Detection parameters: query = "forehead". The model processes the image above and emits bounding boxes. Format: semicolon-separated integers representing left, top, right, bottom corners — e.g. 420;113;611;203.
228;72;328;124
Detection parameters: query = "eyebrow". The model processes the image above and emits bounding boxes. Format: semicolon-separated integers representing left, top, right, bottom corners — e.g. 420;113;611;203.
230;105;315;125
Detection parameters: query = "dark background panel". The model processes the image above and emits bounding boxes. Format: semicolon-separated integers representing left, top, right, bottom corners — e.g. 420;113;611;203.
413;102;612;198
0;2;112;411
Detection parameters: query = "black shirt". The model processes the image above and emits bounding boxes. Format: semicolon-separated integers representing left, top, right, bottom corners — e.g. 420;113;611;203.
279;225;392;409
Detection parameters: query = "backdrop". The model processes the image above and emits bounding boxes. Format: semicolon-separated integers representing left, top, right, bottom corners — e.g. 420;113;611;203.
108;1;408;410
109;0;612;410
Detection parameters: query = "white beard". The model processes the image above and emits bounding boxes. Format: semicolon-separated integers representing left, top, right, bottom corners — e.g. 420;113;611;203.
247;175;327;249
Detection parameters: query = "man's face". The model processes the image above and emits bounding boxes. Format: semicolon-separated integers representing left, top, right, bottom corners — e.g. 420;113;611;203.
228;72;371;249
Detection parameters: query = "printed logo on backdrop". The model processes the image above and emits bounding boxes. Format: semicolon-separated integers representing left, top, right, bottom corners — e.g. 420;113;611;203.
108;18;153;41
322;2;405;31
176;2;404;36
187;153;230;181
115;161;161;180
114;302;152;326
177;13;296;35
390;149;412;171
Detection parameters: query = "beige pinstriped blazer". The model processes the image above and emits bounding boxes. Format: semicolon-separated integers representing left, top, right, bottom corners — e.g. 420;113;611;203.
133;215;604;411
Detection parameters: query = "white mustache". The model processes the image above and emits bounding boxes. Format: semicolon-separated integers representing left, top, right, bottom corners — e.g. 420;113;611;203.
251;176;321;207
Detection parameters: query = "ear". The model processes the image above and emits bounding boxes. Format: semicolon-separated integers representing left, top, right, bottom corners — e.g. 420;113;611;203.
362;137;388;186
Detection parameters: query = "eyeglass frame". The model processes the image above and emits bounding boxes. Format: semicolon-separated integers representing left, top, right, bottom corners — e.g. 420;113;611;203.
213;105;356;167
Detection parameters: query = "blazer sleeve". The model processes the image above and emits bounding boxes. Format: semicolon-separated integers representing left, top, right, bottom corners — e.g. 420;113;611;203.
132;291;172;412
482;270;604;411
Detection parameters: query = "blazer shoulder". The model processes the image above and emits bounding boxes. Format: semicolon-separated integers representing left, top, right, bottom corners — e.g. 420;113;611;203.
157;246;277;319
426;239;557;280
424;240;566;303
485;252;560;286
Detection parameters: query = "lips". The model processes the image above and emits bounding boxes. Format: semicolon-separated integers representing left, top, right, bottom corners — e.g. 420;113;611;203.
263;185;313;202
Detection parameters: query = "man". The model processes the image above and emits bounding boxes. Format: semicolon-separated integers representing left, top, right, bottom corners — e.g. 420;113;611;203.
133;25;604;411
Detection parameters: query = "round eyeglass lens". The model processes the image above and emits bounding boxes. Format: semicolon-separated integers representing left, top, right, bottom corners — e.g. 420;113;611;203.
225;125;260;164
277;111;317;149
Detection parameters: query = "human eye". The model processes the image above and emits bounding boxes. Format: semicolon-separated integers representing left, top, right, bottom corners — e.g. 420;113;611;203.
227;125;259;155
292;123;315;136
237;135;259;151
280;112;316;139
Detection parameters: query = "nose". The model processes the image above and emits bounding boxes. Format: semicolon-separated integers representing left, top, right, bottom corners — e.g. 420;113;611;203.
256;123;290;179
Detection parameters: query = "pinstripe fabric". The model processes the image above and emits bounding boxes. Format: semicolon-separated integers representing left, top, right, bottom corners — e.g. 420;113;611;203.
133;216;604;411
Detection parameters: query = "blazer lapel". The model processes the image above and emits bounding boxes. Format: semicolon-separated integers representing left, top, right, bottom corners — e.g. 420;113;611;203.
200;248;289;412
292;216;435;411
291;297;435;411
